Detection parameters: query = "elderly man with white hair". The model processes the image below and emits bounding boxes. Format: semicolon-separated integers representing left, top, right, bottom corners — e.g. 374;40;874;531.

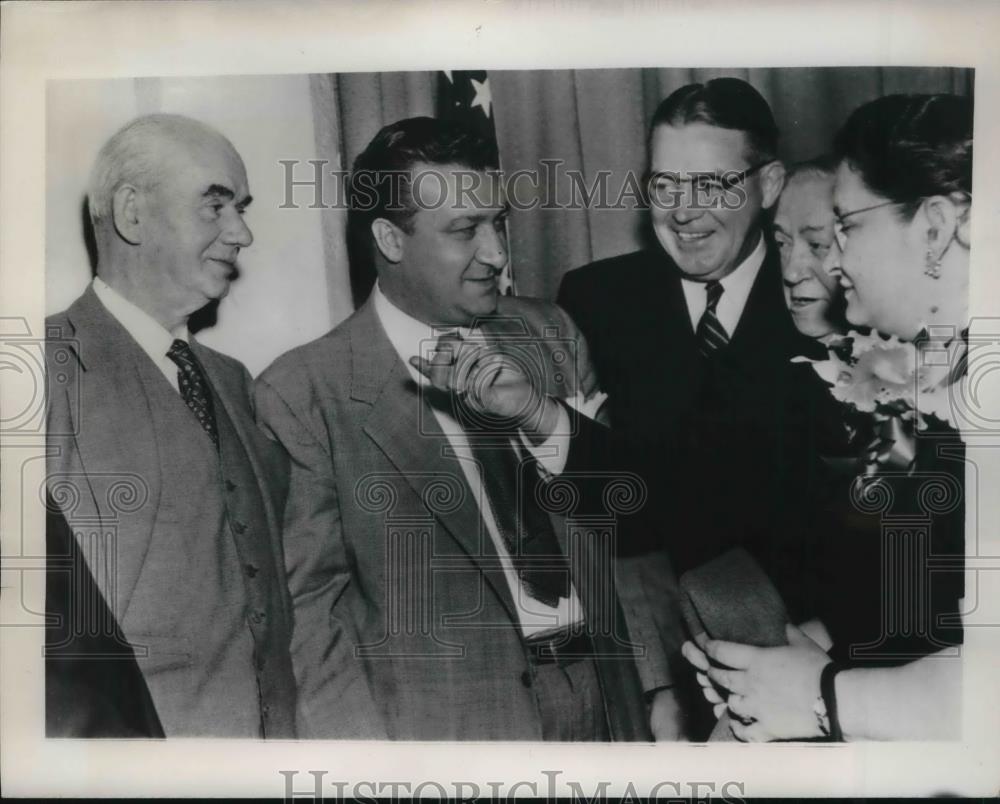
45;113;382;738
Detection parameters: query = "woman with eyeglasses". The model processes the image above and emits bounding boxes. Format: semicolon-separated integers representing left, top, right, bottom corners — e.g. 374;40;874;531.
682;93;972;741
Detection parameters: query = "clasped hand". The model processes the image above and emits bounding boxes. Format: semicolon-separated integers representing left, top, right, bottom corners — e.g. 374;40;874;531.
681;624;831;742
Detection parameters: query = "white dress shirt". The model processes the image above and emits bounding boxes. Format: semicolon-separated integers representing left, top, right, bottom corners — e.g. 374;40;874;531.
372;283;584;638
92;277;190;393
679;234;766;337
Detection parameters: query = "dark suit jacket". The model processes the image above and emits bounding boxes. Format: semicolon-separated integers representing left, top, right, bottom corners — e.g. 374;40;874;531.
817;419;966;665
558;244;833;620
255;294;653;740
46;287;297;737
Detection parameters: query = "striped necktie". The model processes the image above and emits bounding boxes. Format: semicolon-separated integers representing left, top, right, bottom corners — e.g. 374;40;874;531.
166;339;220;448
696;280;729;357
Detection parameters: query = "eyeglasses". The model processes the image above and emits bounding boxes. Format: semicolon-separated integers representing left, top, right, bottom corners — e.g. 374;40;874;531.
833;200;905;249
647;161;771;206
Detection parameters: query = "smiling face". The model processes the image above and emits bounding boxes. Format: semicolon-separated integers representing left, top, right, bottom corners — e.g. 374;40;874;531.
830;161;929;339
773;171;843;338
649;122;780;281
378;163;508;327
140;135;254;317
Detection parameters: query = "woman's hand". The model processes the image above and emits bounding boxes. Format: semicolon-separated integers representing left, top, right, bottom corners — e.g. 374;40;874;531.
703;624;831;742
681;639;727;720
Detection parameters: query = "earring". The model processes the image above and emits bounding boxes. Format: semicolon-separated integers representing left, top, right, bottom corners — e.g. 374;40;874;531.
925;229;942;279
925;249;941;279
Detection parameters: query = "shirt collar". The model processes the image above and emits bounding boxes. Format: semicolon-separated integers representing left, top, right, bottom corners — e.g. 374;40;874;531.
92;277;189;362
717;233;766;296
678;233;766;326
372;281;477;370
372;281;437;368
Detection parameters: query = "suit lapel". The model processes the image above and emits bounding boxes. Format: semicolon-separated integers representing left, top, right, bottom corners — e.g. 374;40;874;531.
728;246;795;361
192;343;277;529
62;287;163;619
350;300;520;623
662;258;697;341
646;255;703;409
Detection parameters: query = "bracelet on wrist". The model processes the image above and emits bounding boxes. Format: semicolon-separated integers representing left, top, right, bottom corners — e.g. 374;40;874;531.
820;661;847;742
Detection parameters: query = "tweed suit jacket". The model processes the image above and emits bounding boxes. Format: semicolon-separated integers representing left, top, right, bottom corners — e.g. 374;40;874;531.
255;293;654;740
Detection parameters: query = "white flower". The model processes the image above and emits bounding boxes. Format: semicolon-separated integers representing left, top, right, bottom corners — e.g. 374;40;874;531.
795;331;919;413
796;329;966;434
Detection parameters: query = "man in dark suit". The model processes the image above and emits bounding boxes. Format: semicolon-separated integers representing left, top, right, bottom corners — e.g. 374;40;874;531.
45;114;310;737
558;79;829;727
256;117;654;740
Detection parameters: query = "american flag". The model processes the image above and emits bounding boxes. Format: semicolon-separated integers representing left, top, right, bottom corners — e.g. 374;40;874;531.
438;70;514;296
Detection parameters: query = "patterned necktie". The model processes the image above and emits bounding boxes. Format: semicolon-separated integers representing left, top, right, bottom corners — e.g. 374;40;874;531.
696;280;729;357
438;334;570;608
166;339;219;448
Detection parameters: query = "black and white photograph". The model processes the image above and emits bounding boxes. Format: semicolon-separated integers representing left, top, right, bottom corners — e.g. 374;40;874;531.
2;0;999;799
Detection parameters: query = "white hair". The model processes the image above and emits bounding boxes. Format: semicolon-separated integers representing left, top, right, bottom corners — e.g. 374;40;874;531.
86;113;228;227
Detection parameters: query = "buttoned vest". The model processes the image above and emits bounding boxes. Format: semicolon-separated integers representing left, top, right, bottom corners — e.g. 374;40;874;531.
120;357;295;737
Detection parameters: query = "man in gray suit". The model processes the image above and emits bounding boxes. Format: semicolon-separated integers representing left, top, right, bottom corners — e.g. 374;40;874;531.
45;114;314;737
255;117;656;740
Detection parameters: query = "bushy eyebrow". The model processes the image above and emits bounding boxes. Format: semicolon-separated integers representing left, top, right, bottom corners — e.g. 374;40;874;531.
203;184;253;209
773;220;832;239
204;184;234;200
799;223;829;235
451;204;510;223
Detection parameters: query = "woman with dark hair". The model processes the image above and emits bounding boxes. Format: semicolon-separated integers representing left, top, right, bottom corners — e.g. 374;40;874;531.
831;92;971;341
682;93;972;741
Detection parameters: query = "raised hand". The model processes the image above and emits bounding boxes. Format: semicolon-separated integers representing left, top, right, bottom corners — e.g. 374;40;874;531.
409;333;561;439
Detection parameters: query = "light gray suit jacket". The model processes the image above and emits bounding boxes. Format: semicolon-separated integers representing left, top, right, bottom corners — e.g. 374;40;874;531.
255;293;662;740
46;287;297;736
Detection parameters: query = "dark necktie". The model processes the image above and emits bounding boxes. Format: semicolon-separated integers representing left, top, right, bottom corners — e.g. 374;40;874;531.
466;432;571;608
696;280;729;357
437;334;571;608
166;339;219;448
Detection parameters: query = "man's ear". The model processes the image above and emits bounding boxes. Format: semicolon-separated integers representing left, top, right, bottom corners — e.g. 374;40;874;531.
112;184;141;245
922;195;961;261
371;217;405;264
759;161;786;211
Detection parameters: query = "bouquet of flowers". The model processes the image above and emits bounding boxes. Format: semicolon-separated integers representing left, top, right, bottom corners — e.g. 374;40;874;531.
793;330;960;433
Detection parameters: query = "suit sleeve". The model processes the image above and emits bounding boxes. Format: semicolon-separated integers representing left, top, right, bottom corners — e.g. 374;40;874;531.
550;298;602;404
556;273;639;474
254;373;386;739
551;296;684;694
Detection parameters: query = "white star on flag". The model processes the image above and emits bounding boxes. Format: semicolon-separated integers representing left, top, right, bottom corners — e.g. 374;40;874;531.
469;77;492;118
443;71;453;83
